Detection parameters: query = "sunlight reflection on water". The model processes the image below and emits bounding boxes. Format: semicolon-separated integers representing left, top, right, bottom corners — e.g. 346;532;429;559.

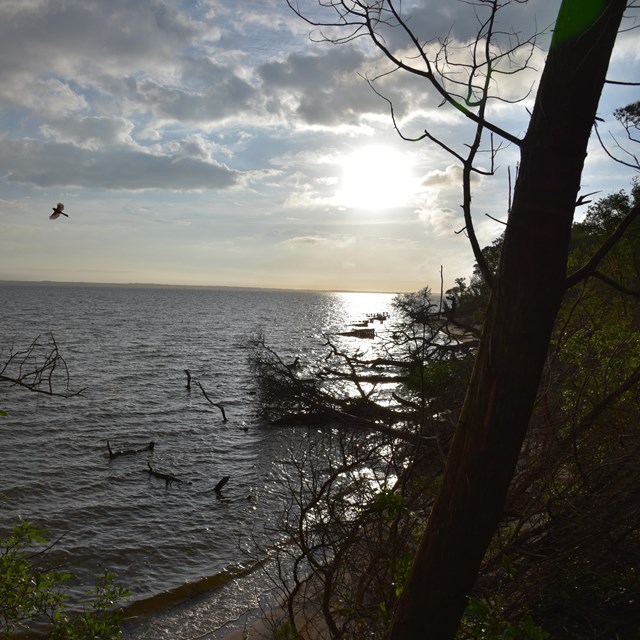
0;282;398;635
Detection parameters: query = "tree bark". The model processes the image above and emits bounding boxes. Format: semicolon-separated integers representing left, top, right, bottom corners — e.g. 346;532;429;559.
387;1;628;638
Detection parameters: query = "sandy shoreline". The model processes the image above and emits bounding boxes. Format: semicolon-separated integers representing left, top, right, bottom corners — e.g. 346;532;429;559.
217;599;326;640
218;615;269;640
120;557;315;640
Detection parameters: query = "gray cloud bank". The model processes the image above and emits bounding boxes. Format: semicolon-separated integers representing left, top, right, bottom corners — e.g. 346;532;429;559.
0;0;391;191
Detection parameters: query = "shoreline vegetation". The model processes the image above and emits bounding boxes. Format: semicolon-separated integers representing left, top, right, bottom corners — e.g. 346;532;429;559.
4;186;640;638
232;183;640;639
2;0;639;634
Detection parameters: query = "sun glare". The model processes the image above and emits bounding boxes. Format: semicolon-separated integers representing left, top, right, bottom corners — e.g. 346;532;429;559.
337;145;419;211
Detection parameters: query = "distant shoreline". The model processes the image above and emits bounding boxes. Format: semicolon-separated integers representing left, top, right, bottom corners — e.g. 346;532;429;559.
0;279;402;295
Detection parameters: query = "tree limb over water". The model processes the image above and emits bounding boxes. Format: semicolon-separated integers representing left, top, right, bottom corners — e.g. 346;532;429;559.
249;288;476;447
0;333;83;398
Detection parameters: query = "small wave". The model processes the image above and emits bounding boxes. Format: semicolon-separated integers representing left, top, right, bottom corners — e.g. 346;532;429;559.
123;559;262;620
1;284;396;634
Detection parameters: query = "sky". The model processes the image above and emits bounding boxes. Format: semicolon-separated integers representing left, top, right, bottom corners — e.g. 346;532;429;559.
0;0;638;293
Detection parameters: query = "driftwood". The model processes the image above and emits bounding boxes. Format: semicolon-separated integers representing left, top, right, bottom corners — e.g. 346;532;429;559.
214;475;230;494
107;440;154;459
337;328;375;339
147;462;184;488
195;381;228;422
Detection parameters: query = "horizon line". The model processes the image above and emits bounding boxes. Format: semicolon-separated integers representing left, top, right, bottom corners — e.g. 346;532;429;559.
0;278;406;296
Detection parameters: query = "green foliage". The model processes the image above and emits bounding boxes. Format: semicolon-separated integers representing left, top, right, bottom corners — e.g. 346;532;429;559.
1;519;65;633
274;620;302;640
252;183;640;639
560;181;640;417
535;563;640;639
48;572;129;640
451;185;640;639
0;519;129;638
389;555;412;600
407;359;472;398
446;235;503;320
459;597;550;640
583;190;635;236
371;488;414;599
614;101;640;129
372;487;407;523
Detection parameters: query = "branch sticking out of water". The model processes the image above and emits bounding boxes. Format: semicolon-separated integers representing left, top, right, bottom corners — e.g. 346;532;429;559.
195;380;228;422
214;476;230;494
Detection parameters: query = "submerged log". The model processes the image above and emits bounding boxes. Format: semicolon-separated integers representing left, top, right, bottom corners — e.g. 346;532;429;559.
147;462;183;488
107;440;154;459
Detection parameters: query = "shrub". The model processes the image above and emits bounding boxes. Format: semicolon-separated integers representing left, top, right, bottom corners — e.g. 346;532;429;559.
0;518;129;639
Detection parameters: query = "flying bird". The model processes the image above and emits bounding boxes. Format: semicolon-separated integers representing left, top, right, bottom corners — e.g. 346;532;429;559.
49;203;68;220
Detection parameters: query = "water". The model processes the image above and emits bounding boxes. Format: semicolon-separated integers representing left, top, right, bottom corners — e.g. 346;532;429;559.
0;282;395;637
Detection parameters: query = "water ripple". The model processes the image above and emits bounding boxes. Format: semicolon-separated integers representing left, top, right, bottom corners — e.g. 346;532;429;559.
0;283;395;632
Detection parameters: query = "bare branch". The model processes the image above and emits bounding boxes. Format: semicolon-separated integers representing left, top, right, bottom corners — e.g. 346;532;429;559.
588;270;640;298
605;79;640;85
593;120;640;171
485;213;507;225
566;201;640;289
194;380;228;421
289;0;524;145
0;333;83;398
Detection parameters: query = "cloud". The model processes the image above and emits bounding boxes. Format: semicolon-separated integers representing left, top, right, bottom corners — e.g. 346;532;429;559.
125;69;259;125
40;116;135;149
258;49;388;126
0;1;240;128
365;0;558;54
0;138;240;191
24;79;88;119
282;233;356;249
0;0;202;79
416;165;470;235
0;0;637;293
284;235;327;246
422;164;466;189
417;205;461;236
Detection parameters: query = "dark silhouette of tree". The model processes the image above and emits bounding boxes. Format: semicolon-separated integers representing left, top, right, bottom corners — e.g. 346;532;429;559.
288;0;637;636
252;185;640;638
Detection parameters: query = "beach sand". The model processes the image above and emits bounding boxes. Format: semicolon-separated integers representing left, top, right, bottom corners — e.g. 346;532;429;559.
218;599;326;640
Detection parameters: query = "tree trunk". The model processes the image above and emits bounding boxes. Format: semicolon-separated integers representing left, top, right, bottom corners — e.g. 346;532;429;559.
388;1;628;638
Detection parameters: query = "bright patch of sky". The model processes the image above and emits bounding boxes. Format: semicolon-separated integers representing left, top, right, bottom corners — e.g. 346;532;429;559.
0;0;638;292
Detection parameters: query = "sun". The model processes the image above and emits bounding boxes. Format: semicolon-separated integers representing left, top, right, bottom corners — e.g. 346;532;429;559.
336;145;419;211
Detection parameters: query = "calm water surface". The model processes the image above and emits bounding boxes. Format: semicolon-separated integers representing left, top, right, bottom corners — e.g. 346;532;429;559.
0;283;395;637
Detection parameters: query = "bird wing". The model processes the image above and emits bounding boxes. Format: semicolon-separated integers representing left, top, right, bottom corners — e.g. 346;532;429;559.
50;203;67;219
